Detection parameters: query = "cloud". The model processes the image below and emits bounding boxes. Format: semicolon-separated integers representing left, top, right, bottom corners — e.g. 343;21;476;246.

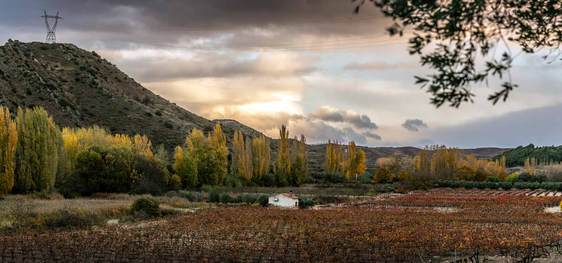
310;106;378;130
402;119;428;132
109;50;316;82
1;0;389;50
344;61;417;71
427;103;562;148
363;131;382;140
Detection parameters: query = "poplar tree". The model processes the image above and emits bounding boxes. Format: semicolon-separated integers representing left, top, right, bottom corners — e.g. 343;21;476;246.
232;130;252;183
291;135;308;186
132;134;154;160
345;141;357;180
186;128;220;185
252;135;270;183
173;146;197;187
324;140;344;175
15;107;61;193
0;107;18;195
275;125;291;186
414;148;432;179
244;136;253;183
209;123;228;184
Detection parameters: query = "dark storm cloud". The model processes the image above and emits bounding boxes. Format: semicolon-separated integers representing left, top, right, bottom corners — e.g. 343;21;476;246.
363;131;382;140
429;104;562;148
1;0;387;48
402;119;428;132
311;107;378;130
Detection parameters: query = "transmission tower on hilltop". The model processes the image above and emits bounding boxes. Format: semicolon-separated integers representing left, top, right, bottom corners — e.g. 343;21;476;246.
41;10;62;43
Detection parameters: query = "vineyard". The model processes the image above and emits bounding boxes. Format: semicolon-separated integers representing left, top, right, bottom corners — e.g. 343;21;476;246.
1;189;562;262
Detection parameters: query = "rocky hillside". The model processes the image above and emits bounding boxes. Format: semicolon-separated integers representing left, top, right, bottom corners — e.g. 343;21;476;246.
0;40;263;148
0;40;509;176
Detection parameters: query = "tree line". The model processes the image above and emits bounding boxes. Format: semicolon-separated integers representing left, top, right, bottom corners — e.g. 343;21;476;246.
0;106;309;196
373;145;508;188
323;140;367;182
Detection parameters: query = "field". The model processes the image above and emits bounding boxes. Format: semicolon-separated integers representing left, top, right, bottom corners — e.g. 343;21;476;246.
1;189;562;262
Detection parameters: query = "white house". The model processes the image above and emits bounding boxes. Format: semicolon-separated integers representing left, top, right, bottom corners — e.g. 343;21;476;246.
268;193;299;208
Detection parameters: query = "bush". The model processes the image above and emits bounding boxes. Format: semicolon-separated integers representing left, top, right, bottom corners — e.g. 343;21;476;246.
208;190;220;203
132;156;169;195
44;210;100;229
486;176;501;182
168;175;182;191
131;198;161;218
323;172;345;184
506;173;520;183
298;198;315;209
258;195;269;207
262;173;276;187
219;193;232;203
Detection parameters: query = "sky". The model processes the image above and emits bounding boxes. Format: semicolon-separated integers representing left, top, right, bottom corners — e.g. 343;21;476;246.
1;0;562;148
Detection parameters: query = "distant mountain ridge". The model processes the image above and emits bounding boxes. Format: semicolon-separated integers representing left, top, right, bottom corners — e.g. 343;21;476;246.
0;40;509;176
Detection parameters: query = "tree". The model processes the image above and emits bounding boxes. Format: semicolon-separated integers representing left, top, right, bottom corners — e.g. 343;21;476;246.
355;0;562;107
186;128;220;186
209;123;228;184
290;135;308;186
430;146;460;180
324;140;344;175
252;135;271;183
173;146;197;188
344;141;366;180
275;125;291;186
0;107;18;195
14;107;62;193
232;130;252;183
132;134;154;160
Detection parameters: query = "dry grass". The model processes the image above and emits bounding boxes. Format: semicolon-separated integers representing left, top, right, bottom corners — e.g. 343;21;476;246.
0;194;211;231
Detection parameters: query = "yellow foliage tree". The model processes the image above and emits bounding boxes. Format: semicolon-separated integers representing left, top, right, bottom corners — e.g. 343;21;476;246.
252;135;270;182
0;107;18;195
232;130;252;182
209;123;228;184
324;140;344;174
15;107;61;193
275;125;291;186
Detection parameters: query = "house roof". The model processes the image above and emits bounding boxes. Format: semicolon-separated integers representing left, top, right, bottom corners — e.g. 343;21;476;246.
273;193;298;199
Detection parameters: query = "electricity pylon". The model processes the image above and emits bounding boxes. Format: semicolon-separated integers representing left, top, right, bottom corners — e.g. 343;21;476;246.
41;10;62;43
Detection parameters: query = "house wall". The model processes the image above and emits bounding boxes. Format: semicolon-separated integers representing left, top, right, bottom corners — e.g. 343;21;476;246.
268;195;298;208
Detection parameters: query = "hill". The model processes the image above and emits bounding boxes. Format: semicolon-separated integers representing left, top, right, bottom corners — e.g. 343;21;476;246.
0;40;509;176
0;40;262;148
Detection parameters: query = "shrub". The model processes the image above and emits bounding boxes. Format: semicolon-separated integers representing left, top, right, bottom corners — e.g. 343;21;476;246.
131;198;161;218
219;193;232;203
486;176;501;182
169;175;182;191
208;190;220;203
43;210;100;229
132;156;169;195
506;173;520;183
298;198;315;209
258;195;269;207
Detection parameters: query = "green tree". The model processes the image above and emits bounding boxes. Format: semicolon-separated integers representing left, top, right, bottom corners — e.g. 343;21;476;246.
173;146;197;187
14;107;62;193
186;128;220;186
0;107;18;195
